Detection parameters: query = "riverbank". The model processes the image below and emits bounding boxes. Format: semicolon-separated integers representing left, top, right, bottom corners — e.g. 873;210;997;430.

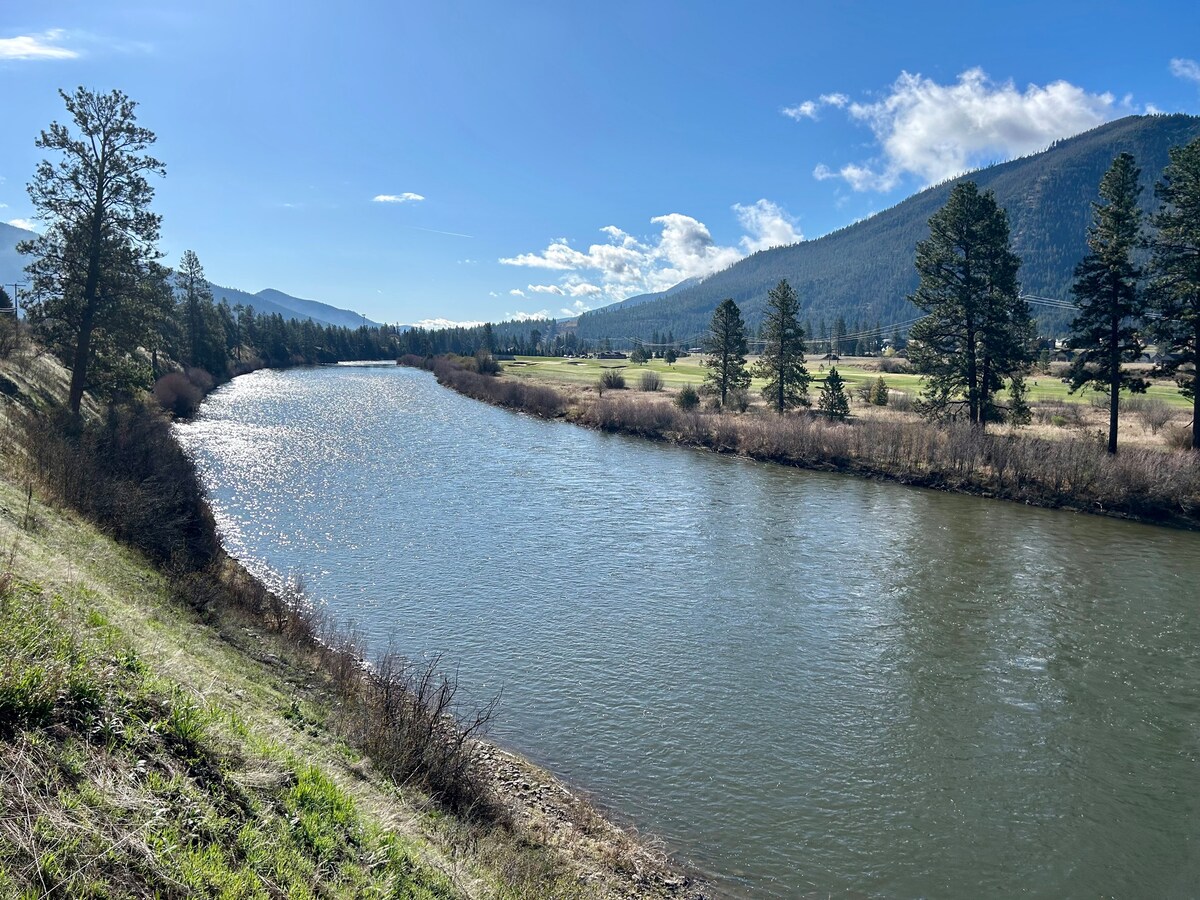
407;354;1200;530
0;348;708;898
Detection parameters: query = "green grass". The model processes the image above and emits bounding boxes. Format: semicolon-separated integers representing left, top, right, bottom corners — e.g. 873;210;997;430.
503;355;1193;408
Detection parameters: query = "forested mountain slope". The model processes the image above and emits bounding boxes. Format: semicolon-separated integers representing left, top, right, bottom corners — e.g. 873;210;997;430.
575;114;1200;343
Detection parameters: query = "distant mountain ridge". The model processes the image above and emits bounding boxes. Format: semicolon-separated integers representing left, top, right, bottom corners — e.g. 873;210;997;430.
575;114;1200;342
0;221;376;329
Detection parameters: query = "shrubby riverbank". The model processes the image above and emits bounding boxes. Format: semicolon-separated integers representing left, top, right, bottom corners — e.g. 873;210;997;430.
408;354;1200;530
0;348;705;898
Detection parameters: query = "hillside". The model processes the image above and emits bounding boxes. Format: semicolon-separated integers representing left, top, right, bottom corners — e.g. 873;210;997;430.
0;222;377;329
575;114;1200;344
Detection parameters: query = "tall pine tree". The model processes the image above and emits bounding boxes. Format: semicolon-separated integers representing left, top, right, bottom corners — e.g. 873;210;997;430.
754;279;810;412
1066;152;1148;454
18;88;166;413
1148;136;1200;450
908;181;1033;426
702;298;751;407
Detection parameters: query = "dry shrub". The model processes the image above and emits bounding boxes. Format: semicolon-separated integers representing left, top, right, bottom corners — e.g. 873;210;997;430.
639;370;663;392
600;368;626;390
1128;397;1175;435
19;402;220;571
153;371;203;417
878;357;911;374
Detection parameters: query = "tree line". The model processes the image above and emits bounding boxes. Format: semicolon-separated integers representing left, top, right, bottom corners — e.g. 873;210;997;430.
694;138;1200;452
13;88;402;414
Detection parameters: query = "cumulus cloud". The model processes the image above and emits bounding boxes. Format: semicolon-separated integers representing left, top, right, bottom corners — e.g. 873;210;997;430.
0;30;78;60
498;203;801;306
734;199;802;252
782;100;819;121
372;192;425;203
504;310;551;322
1171;58;1200;84
508;288;525;297
791;68;1122;192
6;218;38;231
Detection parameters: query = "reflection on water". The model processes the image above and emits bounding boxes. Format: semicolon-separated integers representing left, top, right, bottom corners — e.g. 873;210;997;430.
177;364;1200;898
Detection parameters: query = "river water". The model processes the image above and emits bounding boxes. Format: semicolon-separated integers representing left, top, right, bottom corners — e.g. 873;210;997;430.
176;363;1200;898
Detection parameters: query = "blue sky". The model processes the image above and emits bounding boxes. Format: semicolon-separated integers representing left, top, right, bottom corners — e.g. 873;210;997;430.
2;1;1200;326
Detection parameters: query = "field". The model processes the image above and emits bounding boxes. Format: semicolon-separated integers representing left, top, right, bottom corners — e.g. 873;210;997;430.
501;355;1191;408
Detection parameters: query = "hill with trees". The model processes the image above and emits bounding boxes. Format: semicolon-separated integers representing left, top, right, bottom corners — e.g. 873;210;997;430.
574;114;1200;345
0;221;378;330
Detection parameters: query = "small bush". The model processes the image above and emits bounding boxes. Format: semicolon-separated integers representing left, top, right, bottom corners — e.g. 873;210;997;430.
878;357;910;374
726;388;750;412
600;368;626;390
675;383;700;411
1164;424;1195;451
153;372;204;417
639;370;663;392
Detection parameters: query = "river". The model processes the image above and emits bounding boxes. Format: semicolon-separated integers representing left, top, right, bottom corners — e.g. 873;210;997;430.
175;363;1200;898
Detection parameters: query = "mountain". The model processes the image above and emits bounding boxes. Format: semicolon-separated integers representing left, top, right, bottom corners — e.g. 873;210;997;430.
203;284;379;329
575;114;1200;343
0;222;376;329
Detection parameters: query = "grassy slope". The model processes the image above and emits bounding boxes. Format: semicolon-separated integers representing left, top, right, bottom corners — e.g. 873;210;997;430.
0;349;704;899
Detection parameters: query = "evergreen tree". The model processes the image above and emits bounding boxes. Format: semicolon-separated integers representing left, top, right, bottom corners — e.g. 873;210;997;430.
818;366;849;418
1148;136;1200;450
869;376;889;406
754;278;810;412
702;298;751;407
907;181;1033;426
0;286;12;311
19;88;166;412
1066;153;1148;454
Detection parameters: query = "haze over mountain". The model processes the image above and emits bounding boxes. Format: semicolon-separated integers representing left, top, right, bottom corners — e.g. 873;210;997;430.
0;222;378;329
573;114;1200;343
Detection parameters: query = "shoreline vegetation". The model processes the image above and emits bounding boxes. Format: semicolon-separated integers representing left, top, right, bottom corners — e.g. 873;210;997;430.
403;353;1200;530
0;349;707;897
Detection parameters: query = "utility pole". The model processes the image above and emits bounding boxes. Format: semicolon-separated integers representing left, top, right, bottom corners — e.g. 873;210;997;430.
3;282;24;317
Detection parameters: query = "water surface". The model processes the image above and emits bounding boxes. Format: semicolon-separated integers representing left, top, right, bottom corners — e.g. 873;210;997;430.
176;364;1200;898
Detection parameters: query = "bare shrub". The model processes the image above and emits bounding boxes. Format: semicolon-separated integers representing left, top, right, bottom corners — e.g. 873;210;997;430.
1131;397;1174;435
889;391;915;412
343;650;498;816
1164;425;1194;451
878;357;910;374
600;368;626;390
639;370;663;392
153;371;203;417
726;388;750;412
19;402;220;572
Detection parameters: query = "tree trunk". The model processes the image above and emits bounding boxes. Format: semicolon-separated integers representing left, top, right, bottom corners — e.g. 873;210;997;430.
1108;315;1120;455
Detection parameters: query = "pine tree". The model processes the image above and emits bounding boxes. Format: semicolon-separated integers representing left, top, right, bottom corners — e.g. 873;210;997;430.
702;298;751;407
1148;136;1200;450
869;375;889;406
755;279;810;412
18;88;166;413
818;366;849;418
907;181;1033;426
1066;153;1148;454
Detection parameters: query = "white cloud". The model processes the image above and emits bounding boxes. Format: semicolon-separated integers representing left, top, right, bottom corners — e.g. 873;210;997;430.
733;199;802;252
0;30;78;60
457;258;477;265
372;192;425;203
498;203;799;306
1171;58;1200;84
508;288;525;297
6;218;38;231
410;317;484;329
1145;103;1164;115
782;100;819;121
504;310;550;322
560;299;593;317
795;68;1121;192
